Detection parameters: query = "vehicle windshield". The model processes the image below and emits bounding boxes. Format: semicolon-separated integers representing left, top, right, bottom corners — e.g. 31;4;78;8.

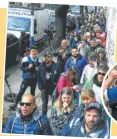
7;16;31;32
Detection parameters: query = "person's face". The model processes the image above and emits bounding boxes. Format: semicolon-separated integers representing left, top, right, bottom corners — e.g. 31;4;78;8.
97;69;106;83
85;109;100;130
20;96;36;116
90;40;96;47
30;49;38;58
83;35;88;40
99;52;104;59
74;31;78;36
97;26;101;32
71;49;79;57
62;94;72;105
88;59;96;66
61;40;68;49
82;97;95;105
45;56;53;64
81;41;86;47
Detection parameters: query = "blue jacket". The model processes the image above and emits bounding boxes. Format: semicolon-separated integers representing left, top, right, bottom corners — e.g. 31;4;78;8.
3;108;53;135
64;55;88;80
37;62;59;90
107;87;117;101
61;117;109;138
21;55;40;80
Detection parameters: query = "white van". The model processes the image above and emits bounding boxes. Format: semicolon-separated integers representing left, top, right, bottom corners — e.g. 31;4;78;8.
7;7;50;43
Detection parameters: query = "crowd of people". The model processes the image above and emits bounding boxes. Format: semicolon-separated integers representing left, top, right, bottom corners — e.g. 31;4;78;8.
3;9;111;138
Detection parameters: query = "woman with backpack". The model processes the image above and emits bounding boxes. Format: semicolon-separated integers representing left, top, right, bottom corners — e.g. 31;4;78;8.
56;68;82;105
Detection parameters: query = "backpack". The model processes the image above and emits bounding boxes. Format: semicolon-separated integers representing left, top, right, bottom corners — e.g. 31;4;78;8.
51;73;67;103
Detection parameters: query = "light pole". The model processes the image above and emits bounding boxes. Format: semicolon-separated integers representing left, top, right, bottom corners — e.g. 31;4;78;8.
30;3;35;48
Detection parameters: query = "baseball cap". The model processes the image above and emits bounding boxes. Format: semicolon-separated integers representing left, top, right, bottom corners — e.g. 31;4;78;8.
85;102;102;115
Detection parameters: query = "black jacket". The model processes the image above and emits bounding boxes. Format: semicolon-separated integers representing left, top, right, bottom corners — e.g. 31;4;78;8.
37;62;59;90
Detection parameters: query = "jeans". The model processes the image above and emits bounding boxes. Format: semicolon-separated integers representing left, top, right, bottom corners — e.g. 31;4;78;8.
15;79;37;104
41;89;53;115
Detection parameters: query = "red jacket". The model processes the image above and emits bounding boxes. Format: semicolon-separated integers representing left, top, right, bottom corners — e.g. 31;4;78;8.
57;74;73;94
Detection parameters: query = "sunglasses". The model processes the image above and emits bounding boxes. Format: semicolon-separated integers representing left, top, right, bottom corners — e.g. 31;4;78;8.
97;72;106;76
20;102;32;107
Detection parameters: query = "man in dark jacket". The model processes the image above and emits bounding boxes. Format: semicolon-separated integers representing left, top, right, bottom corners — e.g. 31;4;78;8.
53;39;71;75
89;38;104;53
10;46;40;110
3;94;53;135
37;52;59;115
64;47;88;82
61;102;110;138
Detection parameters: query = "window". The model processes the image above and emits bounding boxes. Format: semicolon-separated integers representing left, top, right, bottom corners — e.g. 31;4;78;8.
8;16;31;32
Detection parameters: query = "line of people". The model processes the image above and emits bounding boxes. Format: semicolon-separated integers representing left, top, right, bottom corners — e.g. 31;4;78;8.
3;10;111;137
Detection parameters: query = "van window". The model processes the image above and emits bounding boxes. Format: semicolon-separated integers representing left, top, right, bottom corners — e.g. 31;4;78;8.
8;16;31;32
49;14;55;24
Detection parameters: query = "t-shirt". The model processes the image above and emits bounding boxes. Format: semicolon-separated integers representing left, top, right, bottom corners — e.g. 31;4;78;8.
45;65;53;90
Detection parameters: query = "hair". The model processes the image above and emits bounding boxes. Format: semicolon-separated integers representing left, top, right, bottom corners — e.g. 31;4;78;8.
61;39;68;43
88;52;97;60
21;94;36;104
98;64;109;73
66;67;80;84
91;38;97;42
81;89;96;100
109;65;117;87
113;65;117;71
54;87;74;115
71;46;78;50
30;46;38;51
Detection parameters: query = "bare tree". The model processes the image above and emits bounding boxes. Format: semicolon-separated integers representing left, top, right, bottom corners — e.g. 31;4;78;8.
95;6;97;13
52;5;69;51
85;6;88;13
80;6;84;15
